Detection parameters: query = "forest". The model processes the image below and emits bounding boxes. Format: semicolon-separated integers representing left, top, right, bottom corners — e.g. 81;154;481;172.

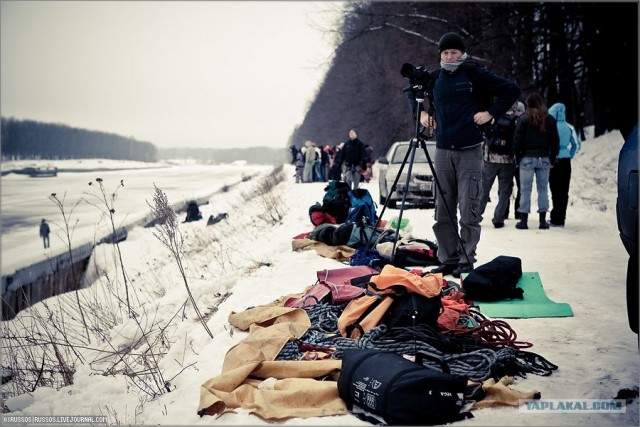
290;1;638;159
2;2;637;164
0;117;288;165
1;117;157;162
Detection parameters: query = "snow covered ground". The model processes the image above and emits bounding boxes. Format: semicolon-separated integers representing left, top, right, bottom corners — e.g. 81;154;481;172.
1;128;638;426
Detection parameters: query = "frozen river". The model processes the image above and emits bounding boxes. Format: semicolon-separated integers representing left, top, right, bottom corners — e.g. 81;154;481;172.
0;162;270;276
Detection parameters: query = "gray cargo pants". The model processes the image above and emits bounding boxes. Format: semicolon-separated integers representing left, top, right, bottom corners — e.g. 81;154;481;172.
432;145;483;265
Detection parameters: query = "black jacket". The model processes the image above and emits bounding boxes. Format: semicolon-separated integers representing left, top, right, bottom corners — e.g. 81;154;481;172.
341;138;367;167
512;114;560;164
428;62;520;150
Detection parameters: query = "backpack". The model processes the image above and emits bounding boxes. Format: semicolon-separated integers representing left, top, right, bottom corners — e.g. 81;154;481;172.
391;238;440;267
337;264;442;339
486;112;518;155
382;290;443;330
322;181;351;223
346;188;377;226
338;349;469;425
308;202;337;226
332;223;395;249
461;255;524;302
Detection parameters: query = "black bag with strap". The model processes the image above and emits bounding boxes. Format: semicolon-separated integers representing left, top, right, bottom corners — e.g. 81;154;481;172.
461;255;524;302
338;349;470;425
382;290;442;330
486;112;518;155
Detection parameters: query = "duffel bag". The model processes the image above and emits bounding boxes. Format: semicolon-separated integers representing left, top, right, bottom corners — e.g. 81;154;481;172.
462;255;524;302
338;348;469;425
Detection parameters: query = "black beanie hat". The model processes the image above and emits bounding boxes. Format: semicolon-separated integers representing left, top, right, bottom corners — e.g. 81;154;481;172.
438;32;465;53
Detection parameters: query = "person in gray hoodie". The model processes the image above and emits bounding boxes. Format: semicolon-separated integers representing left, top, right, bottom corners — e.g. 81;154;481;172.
548;102;581;227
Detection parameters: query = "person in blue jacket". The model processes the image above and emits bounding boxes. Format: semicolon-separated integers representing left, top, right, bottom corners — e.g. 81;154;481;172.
419;32;521;278
616;124;638;334
548;102;581;227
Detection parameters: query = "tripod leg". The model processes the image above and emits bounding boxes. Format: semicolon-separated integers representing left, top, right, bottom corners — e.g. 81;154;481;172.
388;139;420;260
361;140;415;254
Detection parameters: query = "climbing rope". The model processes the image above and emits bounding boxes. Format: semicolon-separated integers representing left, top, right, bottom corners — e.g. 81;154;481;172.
274;299;556;379
332;325;496;381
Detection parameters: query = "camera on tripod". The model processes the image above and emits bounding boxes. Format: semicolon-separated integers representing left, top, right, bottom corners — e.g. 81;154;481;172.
400;63;434;98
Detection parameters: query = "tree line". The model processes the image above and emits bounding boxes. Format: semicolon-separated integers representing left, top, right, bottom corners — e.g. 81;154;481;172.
0;118;289;165
1;117;157;162
290;1;638;159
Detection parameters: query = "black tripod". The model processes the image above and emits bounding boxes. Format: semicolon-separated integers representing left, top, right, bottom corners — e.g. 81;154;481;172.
366;87;471;267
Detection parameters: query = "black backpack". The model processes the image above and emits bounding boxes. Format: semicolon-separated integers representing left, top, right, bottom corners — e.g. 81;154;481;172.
391;238;439;267
382;289;443;330
322;181;351;223
338;349;470;425
461;255;524;301
486;112;518;155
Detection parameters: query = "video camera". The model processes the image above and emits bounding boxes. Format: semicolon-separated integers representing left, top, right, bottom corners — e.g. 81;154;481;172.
400;63;432;85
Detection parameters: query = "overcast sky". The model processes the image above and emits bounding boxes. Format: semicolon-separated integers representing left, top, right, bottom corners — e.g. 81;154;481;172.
1;1;342;149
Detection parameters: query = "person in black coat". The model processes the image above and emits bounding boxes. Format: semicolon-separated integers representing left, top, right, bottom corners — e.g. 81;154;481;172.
418;32;520;278
340;129;367;190
512;92;560;230
39;218;50;248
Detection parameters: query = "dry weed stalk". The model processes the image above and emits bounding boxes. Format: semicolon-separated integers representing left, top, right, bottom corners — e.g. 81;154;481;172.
148;184;214;338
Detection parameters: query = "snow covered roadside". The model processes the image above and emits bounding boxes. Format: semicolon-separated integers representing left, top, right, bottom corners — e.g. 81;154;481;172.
1;130;638;426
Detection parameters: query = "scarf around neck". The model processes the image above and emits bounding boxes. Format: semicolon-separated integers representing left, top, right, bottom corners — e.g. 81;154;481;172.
441;52;468;72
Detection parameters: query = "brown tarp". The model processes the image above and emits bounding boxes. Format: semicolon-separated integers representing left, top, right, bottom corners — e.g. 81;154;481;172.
198;292;542;421
198;306;347;420
291;238;355;261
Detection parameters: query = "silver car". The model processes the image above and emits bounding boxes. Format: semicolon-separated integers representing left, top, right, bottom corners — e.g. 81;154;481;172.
378;140;437;208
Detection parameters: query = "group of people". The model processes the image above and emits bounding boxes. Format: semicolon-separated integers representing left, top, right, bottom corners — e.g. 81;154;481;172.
414;32;580;279
479;97;580;231
290;31;582;284
291;129;373;190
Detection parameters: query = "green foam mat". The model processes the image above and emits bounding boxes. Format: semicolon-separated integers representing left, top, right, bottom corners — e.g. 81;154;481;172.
464;271;574;318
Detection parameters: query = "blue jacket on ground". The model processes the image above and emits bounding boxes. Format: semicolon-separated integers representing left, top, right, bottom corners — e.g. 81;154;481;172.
548;103;580;159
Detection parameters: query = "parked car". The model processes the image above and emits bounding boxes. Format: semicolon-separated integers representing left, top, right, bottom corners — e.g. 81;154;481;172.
377;140;437;209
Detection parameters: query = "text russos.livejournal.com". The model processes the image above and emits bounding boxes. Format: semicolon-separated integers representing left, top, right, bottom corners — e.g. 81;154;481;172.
2;415;108;424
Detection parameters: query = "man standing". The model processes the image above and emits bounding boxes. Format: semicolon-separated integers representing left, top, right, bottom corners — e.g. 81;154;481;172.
39;218;50;249
340;129;367;190
420;32;520;278
479;101;525;228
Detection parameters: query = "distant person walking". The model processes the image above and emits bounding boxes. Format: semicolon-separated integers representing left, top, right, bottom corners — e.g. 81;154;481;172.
340;129;367;190
39;218;50;248
548;102;581;227
512;92;560;230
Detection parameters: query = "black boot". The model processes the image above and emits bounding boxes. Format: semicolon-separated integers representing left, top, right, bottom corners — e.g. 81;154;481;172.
539;212;549;229
515;213;528;229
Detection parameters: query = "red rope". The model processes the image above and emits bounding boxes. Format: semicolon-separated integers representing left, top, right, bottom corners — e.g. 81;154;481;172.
470;319;533;349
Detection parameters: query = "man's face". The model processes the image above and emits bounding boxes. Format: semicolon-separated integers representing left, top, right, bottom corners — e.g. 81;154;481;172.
349;130;357;139
440;49;463;63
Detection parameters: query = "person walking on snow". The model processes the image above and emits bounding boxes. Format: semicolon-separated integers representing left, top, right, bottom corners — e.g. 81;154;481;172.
39;218;50;249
